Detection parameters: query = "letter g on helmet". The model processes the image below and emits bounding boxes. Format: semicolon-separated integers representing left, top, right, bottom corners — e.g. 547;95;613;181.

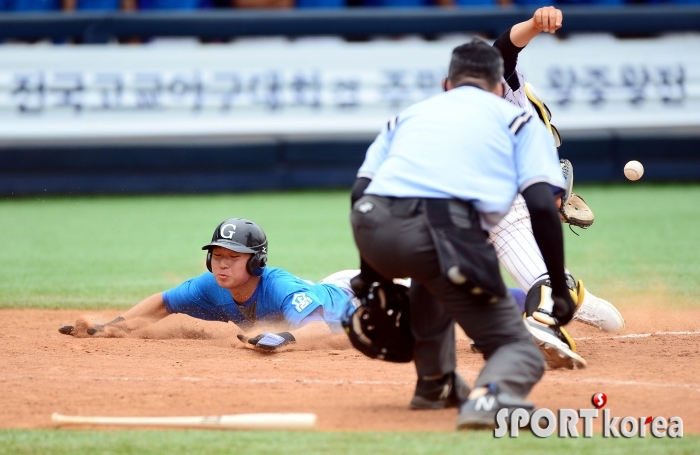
202;218;268;276
220;223;237;239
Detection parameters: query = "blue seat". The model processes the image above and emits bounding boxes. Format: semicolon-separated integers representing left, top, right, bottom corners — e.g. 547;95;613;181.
138;0;202;9
455;0;497;7
362;0;429;6
511;0;555;5
558;0;623;5
5;0;59;10
76;0;121;9
296;0;344;6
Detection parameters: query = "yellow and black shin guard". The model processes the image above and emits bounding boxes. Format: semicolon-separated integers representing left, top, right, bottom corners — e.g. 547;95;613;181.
524;275;586;352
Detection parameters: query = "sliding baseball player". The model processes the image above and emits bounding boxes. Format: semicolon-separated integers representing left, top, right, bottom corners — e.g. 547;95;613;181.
58;218;362;350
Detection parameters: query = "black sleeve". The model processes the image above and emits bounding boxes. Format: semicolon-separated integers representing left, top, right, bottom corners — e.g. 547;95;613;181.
521;182;568;296
351;177;372;208
492;27;525;93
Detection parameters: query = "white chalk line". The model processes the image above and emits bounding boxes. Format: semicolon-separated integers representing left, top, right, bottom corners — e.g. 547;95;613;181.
574;330;700;341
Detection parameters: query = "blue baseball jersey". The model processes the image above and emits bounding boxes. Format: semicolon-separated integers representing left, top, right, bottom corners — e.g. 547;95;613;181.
360;86;565;229
162;267;352;333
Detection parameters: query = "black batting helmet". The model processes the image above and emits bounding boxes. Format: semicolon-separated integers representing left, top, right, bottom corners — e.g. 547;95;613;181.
342;280;414;363
202;218;268;277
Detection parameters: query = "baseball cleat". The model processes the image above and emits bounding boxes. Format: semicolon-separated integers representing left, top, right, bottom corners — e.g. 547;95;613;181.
58;325;75;335
410;371;470;410
574;290;625;332
524;317;587;370
456;385;534;431
469;341;481;354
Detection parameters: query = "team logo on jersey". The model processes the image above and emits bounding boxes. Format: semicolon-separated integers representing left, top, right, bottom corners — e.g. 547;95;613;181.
220;224;236;239
292;293;313;312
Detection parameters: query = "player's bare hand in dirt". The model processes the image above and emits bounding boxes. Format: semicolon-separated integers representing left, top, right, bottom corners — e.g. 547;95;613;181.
533;6;562;34
58;316;128;338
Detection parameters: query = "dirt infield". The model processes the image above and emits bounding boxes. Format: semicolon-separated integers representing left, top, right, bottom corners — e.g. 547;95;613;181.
1;308;699;432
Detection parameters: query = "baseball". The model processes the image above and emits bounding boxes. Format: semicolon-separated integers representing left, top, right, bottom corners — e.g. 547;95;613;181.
624;160;644;181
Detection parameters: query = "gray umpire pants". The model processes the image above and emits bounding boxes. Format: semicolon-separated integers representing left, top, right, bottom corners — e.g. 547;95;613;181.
351;195;544;399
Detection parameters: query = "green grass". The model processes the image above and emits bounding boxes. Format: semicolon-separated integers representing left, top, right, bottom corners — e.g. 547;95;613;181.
1;430;697;455
2;184;700;309
0;191;357;309
0;184;700;309
557;183;700;309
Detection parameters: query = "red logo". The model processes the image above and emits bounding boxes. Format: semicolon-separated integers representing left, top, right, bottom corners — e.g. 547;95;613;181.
592;392;607;409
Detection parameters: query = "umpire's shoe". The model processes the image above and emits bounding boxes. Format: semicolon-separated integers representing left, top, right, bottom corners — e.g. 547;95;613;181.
456;385;535;430
410;371;470;410
525;316;587;370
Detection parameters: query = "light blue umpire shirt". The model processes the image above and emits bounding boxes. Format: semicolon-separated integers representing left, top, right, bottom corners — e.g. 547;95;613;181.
358;86;565;230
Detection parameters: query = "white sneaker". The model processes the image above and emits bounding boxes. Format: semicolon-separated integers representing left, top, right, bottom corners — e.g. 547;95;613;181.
525;317;587;370
574;290;625;332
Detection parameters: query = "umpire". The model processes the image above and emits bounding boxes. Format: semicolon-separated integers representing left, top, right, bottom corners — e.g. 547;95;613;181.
350;40;576;430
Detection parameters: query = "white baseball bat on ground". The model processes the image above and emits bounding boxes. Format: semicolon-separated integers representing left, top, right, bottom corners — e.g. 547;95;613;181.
51;412;317;430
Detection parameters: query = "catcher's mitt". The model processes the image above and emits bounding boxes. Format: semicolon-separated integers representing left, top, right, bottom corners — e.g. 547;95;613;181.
559;159;594;229
561;193;594;229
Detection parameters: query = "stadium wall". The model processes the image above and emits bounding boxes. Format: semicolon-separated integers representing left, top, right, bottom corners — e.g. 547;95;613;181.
3;136;700;195
2;8;699;195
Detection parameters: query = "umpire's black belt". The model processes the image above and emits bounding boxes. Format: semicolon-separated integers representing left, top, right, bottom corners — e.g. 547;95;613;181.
377;196;479;229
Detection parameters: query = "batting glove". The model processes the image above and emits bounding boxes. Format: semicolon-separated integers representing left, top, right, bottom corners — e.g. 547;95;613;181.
239;332;296;350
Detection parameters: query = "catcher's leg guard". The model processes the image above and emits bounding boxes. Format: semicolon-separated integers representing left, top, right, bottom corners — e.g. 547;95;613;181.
526;274;584;327
524;274;587;369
